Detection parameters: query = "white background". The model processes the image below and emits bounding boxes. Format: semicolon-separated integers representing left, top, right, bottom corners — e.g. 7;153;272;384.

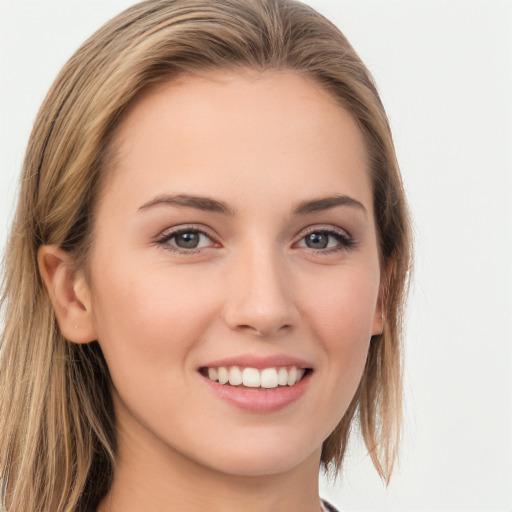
1;1;511;510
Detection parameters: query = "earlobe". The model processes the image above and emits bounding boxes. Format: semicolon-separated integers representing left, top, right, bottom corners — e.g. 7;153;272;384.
37;245;97;344
372;307;384;336
372;256;395;336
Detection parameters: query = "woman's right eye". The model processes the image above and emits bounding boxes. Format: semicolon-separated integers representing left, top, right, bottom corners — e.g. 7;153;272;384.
156;228;216;252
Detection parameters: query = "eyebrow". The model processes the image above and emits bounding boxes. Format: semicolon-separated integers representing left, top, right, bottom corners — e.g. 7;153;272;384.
293;195;368;217
138;194;236;215
138;193;367;217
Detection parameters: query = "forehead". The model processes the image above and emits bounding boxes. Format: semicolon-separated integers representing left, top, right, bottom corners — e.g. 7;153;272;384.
102;70;372;216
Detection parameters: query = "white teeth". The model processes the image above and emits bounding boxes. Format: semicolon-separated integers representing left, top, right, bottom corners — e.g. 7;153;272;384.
277;367;288;386
260;368;278;389
228;366;243;386
287;366;297;386
208;367;218;381
205;365;306;388
242;367;261;387
217;366;229;385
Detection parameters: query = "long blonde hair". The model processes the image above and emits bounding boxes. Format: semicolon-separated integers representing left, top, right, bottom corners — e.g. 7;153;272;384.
0;1;412;510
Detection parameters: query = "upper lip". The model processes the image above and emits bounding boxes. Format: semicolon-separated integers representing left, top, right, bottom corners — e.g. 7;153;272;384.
200;354;313;370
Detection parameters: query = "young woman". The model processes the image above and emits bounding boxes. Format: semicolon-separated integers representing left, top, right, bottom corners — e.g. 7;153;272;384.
0;1;412;511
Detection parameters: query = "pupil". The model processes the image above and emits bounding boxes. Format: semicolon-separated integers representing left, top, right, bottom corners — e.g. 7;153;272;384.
306;233;328;249
176;232;199;248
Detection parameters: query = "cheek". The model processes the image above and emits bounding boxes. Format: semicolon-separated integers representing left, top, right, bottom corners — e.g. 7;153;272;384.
301;264;379;383
306;265;379;340
88;262;222;437
89;258;222;382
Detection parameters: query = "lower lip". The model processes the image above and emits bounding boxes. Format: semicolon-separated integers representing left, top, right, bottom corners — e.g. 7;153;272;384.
201;373;311;413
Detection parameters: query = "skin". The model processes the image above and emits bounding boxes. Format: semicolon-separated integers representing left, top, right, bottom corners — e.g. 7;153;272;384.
39;70;384;512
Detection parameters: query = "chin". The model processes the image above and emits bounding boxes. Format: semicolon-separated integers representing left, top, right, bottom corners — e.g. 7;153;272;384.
187;428;322;478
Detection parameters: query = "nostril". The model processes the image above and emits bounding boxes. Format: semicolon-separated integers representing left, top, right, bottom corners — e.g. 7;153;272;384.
234;322;293;337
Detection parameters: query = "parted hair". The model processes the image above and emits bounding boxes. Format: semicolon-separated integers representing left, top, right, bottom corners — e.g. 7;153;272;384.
0;1;412;510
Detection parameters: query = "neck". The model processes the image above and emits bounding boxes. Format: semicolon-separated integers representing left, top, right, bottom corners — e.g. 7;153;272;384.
98;419;323;512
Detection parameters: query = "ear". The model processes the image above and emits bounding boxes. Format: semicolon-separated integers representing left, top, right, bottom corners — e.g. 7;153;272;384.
37;245;97;344
371;256;395;336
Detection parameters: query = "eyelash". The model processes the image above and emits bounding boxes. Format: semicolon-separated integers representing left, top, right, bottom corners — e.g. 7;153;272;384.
155;226;218;254
155;225;356;255
295;226;356;254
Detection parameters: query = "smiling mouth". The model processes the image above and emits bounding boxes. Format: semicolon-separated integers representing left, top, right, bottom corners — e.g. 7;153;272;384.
199;366;312;389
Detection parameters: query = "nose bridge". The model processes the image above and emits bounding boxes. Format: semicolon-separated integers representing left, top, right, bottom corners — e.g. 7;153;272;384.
224;241;297;336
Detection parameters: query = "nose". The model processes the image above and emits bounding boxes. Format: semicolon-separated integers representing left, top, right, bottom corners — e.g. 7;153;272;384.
222;247;299;337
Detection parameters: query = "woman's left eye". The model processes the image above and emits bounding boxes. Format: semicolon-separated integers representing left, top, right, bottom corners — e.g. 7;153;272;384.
296;229;354;252
156;229;215;252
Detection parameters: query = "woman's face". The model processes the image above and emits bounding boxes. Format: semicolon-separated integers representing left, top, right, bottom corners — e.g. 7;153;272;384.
86;70;383;477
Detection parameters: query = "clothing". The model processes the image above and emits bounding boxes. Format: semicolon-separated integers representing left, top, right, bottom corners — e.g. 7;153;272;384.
321;498;340;512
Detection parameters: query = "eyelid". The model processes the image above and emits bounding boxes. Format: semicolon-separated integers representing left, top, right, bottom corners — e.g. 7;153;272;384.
153;223;356;255
293;224;356;252
154;224;220;253
295;224;352;240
